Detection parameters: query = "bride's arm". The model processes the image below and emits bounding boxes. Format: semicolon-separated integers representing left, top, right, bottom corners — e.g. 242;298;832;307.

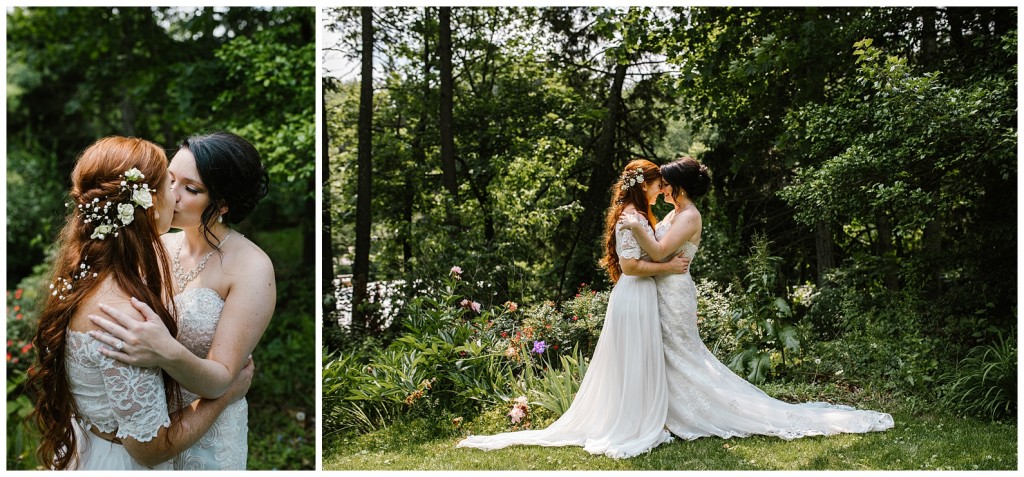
89;249;275;399
620;255;690;277
623;209;700;261
120;357;254;467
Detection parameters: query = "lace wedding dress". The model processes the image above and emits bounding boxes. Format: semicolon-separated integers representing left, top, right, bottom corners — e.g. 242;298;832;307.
458;213;672;458
652;210;894;440
172;287;249;470
66;330;173;470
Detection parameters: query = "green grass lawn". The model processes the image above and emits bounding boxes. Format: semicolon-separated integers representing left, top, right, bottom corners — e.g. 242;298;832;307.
324;386;1017;471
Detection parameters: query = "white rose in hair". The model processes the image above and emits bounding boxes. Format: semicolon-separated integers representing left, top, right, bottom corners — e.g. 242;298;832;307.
124;167;145;182
91;224;114;240
117;203;136;225
132;188;153;209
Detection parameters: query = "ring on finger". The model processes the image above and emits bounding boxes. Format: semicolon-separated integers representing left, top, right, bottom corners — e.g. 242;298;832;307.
116;340;124;351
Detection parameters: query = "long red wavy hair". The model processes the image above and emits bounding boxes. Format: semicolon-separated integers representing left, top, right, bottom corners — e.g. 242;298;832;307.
27;136;181;469
600;159;662;282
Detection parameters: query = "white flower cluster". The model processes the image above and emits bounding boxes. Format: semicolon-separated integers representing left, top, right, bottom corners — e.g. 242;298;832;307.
75;167;154;240
619;167;646;191
50;262;97;300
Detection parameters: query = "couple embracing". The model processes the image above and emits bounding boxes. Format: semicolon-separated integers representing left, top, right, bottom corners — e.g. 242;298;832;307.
28;132;276;470
458;157;894;458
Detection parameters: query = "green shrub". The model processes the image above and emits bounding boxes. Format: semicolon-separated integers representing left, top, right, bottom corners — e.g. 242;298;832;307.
941;329;1016;421
726;234;803;384
323;272;615;440
694;278;739;359
516;347;589;417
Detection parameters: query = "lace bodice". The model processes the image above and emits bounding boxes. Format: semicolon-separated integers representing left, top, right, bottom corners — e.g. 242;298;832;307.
654;209;699;261
67;330;171;442
172;287;248;470
175;288;226;405
616;212;655;262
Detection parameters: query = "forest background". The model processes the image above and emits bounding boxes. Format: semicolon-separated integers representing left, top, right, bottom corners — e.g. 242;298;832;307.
322;6;1016;470
5;6;316;470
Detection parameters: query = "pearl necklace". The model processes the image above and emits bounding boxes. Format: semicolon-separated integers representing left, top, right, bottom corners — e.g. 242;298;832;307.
173;231;232;293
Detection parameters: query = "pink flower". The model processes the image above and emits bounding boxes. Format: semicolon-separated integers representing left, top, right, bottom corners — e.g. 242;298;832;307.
450;266;463;279
460;299;470;307
514;396;529;407
508;406;526;424
505;301;519;312
470;301;481;313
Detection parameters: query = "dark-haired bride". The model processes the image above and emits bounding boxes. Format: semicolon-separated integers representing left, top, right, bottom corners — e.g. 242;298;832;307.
622;156;894;441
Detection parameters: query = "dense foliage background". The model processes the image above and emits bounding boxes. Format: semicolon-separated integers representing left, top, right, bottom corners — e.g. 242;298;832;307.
322;8;1016;465
6;7;315;469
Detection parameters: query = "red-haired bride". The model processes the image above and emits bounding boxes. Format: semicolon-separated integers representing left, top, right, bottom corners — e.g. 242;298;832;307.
27;136;253;470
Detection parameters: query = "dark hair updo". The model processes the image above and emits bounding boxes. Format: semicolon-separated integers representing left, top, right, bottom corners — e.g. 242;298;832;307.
180;131;270;246
661;156;711;200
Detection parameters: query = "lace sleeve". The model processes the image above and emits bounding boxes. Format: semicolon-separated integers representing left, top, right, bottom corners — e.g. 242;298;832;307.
616;213;651;261
100;357;171;443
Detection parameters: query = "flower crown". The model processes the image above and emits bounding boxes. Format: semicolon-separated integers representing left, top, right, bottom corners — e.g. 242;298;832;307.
619;167;646;191
74;167;155;240
51;167;154;300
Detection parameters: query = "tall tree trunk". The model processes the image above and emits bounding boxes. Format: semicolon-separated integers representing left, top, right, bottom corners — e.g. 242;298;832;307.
875;212;899;291
438;7;458;202
322;77;335;301
947;8;965;52
352;7;374;333
119;86;136;136
405;8;434;270
303;177;316;267
561;60;629;295
918;7;938;67
814;221;835;285
924;213;943;299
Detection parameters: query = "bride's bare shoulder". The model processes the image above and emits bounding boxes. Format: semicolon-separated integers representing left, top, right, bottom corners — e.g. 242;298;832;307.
222;234;274;280
67;276;135;332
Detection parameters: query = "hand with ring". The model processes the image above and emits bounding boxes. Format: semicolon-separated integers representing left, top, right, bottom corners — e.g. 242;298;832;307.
87;297;177;368
618;211;643;231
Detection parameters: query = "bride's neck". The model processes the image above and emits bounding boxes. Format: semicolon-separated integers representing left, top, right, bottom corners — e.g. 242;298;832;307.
180;223;230;255
672;197;694;213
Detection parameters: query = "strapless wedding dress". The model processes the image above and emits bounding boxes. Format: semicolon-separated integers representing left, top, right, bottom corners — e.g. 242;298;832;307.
172;287;249;470
653;210;893;440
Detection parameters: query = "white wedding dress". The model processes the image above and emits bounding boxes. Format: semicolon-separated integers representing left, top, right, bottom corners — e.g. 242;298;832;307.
66;330;173;470
458;213;671;458
652;210;894;440
172;287;249;470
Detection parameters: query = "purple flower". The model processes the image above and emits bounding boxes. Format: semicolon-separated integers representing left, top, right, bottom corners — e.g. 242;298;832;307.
532;340;547;354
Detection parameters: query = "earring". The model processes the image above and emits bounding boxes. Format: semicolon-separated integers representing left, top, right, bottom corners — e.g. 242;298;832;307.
218;215;224;224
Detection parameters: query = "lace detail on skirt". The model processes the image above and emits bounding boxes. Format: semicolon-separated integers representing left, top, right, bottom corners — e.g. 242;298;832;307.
653;238;894;441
